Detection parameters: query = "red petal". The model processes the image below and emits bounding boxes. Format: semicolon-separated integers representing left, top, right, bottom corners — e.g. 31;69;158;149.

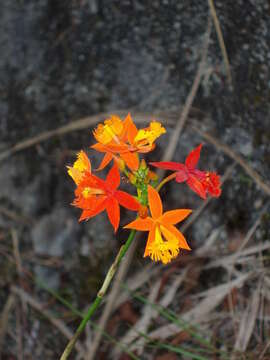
115;190;140;211
106;163;120;190
186;175;206;199
148;185;163;219
106;197;120;232
185;144;203;169
150;161;185;171
175;169;188;183
79;198;107;221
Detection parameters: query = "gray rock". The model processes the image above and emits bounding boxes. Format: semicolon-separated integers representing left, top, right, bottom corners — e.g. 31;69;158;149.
31;207;80;257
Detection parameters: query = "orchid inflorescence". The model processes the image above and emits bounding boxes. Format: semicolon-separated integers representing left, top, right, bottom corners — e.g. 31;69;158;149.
67;114;221;264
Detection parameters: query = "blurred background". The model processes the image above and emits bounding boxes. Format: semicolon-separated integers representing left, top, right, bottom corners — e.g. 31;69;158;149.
0;1;270;359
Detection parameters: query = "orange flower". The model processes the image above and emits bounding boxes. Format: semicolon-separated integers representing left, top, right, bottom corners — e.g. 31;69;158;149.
72;163;140;232
124;186;192;264
67;150;91;185
92;114;166;171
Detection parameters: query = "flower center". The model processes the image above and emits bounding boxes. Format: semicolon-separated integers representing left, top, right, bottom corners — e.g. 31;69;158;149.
82;187;105;198
147;225;179;264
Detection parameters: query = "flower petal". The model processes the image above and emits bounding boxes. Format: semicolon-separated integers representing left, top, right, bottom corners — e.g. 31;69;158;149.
96;152;113;171
150;161;186;171
160;209;192;225
91;143;107;152
186;174;206;199
144;225;156;257
124;113;138;144
106;163;120;190
79;198;107;221
124;217;153;231
115;190;140;211
185;144;203;169
148;185;163;219
163;224;191;250
175;169;188;183
106;197;120;232
120;151;139;171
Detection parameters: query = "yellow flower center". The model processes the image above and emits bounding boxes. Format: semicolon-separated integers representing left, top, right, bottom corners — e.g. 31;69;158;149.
82;187;105;198
134;121;166;150
93;116;123;145
148;225;179;264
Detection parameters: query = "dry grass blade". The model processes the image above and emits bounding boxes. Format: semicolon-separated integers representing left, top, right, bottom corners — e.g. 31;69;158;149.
233;279;262;356
206;241;270;270
130;270;188;355
0;294;16;360
112;279;161;359
208;0;233;86
147;272;251;340
0;205;33;225
113;264;160;310
11;286;86;357
206;203;269;270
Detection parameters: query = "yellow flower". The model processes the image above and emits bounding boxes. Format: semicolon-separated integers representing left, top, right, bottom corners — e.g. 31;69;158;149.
67;150;91;185
93;115;123;145
134;121;166;151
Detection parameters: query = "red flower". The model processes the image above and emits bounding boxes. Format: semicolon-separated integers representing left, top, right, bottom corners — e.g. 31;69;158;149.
150;144;221;199
72;163;140;232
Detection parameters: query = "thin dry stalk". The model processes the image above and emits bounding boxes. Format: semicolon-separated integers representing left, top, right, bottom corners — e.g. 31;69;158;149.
112;279;161;359
130;270;188;355
11;286;86;357
15;303;23;360
0;205;33;225
147;272;251;341
207;0;233;86
0;294;16;360
233;279;262;355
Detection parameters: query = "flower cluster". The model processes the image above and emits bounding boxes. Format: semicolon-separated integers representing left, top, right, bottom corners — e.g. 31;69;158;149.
67;114;221;264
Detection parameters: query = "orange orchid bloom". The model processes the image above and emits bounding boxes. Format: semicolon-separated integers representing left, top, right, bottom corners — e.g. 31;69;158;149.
67;150;91;185
71;163;140;232
92;114;166;171
124;186;192;264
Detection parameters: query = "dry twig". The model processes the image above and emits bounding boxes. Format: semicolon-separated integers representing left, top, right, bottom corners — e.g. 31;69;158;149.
11;286;86;357
233;279;262;354
0;294;16;360
207;0;233;86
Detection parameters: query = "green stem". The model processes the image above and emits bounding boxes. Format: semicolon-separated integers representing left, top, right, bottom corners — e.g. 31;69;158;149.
156;172;176;192
59;229;137;360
